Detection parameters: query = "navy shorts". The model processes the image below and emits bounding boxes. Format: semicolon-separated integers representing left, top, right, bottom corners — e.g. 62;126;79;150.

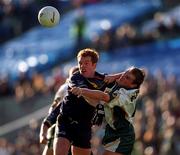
55;114;92;148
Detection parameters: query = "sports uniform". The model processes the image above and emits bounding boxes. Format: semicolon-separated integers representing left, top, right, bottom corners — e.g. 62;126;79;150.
102;83;139;155
71;66;145;155
43;83;68;149
48;83;68;114
55;71;107;148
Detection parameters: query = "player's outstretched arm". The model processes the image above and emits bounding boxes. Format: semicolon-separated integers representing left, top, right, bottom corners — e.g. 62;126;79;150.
104;72;124;83
39;122;49;144
70;87;110;106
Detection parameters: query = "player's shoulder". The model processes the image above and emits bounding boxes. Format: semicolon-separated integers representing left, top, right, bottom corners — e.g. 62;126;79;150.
59;83;68;91
94;71;106;80
55;83;68;98
70;71;83;80
71;70;81;76
68;71;87;88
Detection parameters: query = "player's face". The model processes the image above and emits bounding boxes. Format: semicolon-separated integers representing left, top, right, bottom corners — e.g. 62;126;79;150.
116;70;136;89
78;56;96;78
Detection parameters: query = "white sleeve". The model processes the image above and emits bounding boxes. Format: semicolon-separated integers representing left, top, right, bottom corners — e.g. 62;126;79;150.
107;88;139;117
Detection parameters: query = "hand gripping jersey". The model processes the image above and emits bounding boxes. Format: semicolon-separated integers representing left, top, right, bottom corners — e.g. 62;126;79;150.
43;82;69;148
104;83;139;130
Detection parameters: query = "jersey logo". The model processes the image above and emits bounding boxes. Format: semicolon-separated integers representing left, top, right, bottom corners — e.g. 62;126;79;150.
86;79;106;89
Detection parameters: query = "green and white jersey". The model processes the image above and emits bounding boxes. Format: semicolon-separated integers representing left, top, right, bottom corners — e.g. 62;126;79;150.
104;84;139;130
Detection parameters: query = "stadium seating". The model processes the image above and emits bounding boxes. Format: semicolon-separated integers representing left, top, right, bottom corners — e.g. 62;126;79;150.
0;1;159;81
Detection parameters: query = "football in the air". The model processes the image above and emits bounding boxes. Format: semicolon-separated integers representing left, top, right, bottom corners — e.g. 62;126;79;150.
38;6;60;27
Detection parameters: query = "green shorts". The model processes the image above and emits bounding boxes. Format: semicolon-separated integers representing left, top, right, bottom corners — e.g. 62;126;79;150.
102;123;135;155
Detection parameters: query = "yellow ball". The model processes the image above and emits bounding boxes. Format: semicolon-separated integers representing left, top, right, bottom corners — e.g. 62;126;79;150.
38;6;60;27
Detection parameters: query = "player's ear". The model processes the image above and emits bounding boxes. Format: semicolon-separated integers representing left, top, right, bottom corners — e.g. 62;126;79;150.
92;62;97;68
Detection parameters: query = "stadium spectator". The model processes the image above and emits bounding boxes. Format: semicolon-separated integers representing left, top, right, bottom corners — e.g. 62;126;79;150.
73;8;87;53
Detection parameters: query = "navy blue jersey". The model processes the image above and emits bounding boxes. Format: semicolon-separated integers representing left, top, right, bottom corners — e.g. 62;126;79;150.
60;71;107;126
44;103;61;126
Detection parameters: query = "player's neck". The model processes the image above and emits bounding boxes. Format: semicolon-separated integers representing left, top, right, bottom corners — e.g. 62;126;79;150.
84;71;95;78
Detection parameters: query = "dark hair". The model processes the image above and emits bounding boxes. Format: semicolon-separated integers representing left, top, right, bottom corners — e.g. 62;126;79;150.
77;48;99;64
130;67;145;88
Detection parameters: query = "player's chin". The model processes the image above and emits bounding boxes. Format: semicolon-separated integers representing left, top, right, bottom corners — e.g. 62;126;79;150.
81;71;88;77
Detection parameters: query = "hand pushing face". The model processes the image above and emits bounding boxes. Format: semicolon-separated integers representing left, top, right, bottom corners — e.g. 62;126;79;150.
116;70;136;89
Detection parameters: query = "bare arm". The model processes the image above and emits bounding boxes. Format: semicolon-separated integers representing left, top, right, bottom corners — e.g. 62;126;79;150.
81;88;110;102
104;72;124;83
39;122;49;144
70;87;110;106
83;96;100;107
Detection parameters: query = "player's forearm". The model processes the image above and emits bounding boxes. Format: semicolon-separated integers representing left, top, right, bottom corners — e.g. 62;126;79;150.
104;72;124;83
83;97;100;107
40;123;49;135
81;88;110;102
109;72;124;79
39;123;49;144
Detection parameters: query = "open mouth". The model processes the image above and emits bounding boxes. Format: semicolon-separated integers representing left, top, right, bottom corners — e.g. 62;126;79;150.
81;69;86;73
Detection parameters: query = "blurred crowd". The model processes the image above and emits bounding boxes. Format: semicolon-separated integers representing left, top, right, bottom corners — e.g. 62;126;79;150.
0;0;54;43
1;0;180;44
0;70;180;155
0;0;103;44
0;0;180;155
0;66;67;103
132;69;180;155
1;5;180;101
90;11;180;53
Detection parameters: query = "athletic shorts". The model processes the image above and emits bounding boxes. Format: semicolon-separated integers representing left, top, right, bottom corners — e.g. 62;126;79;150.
102;124;135;155
55;114;92;148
